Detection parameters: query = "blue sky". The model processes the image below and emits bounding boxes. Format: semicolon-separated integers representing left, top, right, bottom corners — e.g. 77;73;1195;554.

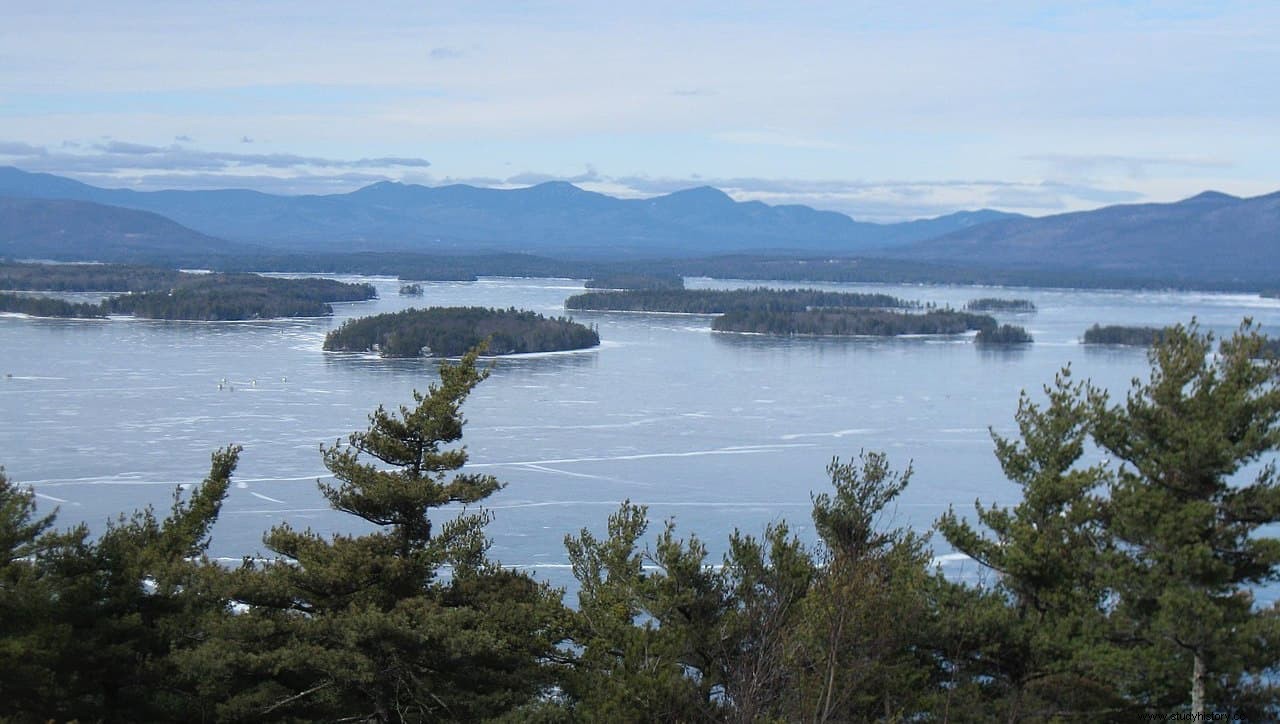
1;1;1275;221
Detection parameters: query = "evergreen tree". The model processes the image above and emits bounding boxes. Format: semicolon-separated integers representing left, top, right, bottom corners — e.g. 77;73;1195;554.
0;448;240;721
938;370;1125;720
784;453;936;721
1090;321;1280;718
211;346;566;722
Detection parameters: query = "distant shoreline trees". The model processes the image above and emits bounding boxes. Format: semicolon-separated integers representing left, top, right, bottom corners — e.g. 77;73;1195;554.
965;297;1037;312
1082;324;1167;346
711;307;995;336
0;262;375;320
565;287;917;314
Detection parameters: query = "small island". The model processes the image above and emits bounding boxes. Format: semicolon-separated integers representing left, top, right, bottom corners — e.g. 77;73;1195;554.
566;287;917;314
323;306;601;357
975;324;1034;345
0;262;376;320
1082;324;1166;346
584;273;685;291
964;297;1037;313
711;308;997;337
399;283;425;296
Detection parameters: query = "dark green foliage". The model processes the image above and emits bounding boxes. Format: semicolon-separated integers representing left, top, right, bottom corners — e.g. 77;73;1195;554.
399;283;424;296
976;323;1033;344
965;297;1037;312
1090;321;1280;715
324;306;600;357
203;348;568;721
105;274;376;320
1082;323;1167;346
712;307;995;336
562;453;941;721
566;286;916;314
584;273;685;290
0;261;187;291
0;262;376;320
0;291;107;317
938;370;1125;718
0;448;241;722
942;322;1280;719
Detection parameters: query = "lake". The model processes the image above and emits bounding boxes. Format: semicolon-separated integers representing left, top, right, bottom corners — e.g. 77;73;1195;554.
3;276;1279;595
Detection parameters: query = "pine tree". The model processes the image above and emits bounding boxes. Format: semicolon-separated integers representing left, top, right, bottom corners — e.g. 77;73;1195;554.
938;370;1125;719
214;347;566;722
1091;321;1280;718
0;448;241;721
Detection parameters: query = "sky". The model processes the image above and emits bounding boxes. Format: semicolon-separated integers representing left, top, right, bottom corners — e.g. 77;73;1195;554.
1;1;1276;222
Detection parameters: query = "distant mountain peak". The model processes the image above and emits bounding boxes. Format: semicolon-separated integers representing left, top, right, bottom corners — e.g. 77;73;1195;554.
653;185;735;207
523;180;587;194
1182;190;1240;204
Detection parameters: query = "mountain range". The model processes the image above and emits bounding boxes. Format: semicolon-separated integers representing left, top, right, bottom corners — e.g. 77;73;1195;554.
0;166;1276;286
895;189;1280;283
0;166;1017;258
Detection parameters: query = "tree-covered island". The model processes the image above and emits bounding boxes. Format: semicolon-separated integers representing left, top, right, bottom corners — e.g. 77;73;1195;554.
0;262;375;320
964;296;1037;312
323;306;600;357
565;287;917;314
710;307;1000;337
975;323;1035;344
1082;324;1167;346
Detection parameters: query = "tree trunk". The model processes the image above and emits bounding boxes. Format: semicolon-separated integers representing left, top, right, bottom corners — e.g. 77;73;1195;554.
1190;651;1206;719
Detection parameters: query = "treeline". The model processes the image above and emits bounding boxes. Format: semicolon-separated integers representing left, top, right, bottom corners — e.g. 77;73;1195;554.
0;265;376;320
566;287;916;314
323;306;600;357
965;296;1037;312
0;292;107;318
1082;324;1167;346
22;250;1275;294
207;252;608;282
584;272;685;290
0;261;187;292
3;328;1278;721
712;308;996;336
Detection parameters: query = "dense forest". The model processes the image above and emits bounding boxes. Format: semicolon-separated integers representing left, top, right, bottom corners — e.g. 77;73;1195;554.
2;325;1277;721
0;263;376;320
105;275;376;320
584;272;685;290
0;261;188;292
1082;324;1167;346
323;306;600;357
565;287;916;314
0;292;107;318
711;308;996;337
965;297;1037;312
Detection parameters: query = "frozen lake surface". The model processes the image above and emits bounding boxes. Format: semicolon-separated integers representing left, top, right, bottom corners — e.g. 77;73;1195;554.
4;275;1279;594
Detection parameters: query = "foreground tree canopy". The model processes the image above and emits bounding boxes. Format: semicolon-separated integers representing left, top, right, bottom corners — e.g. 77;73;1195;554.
2;321;1278;721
